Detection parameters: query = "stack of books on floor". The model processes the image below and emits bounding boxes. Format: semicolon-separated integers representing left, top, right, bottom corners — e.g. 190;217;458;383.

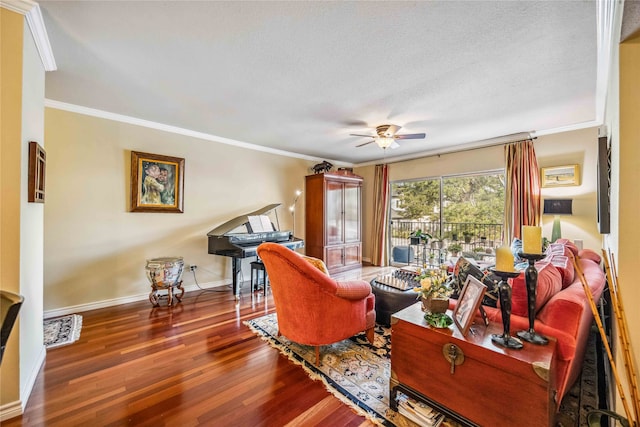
397;392;445;427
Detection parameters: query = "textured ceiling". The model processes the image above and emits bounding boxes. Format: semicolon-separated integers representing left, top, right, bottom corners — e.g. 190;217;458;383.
40;1;598;165
622;0;640;42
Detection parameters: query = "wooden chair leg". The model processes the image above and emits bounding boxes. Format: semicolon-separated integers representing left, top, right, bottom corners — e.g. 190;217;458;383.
366;326;375;344
315;346;320;366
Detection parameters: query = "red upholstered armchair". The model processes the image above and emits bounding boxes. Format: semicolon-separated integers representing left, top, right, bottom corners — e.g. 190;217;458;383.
257;242;376;365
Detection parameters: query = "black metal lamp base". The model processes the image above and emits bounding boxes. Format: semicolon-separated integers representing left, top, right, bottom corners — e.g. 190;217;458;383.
517;329;549;345
491;333;523;349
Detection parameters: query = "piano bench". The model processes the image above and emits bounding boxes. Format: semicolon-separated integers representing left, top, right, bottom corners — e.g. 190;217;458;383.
250;261;269;295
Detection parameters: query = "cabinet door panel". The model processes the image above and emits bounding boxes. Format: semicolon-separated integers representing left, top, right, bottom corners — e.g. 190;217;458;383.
325;181;344;245
325;246;344;270
344;183;360;243
343;244;361;266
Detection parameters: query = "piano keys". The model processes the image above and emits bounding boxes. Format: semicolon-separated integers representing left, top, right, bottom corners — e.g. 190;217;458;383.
207;203;304;297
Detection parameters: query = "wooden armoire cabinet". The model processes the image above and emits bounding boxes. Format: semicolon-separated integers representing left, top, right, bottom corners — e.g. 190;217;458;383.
305;171;363;273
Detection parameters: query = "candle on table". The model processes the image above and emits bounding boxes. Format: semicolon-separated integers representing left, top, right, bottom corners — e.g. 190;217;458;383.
495;246;515;272
522;226;542;254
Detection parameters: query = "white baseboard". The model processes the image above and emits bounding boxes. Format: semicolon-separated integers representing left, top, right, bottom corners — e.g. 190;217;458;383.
0;345;46;422
20;345;46;411
0;399;23;423
44;280;229;318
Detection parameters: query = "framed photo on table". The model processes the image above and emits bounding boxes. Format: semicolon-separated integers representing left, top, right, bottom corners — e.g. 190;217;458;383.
453;276;487;336
130;151;184;213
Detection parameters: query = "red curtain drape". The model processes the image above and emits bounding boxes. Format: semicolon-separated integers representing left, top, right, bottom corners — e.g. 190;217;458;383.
504;140;541;243
371;164;389;266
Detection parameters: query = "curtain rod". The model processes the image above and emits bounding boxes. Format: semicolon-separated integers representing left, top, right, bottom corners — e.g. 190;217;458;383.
384;132;536;165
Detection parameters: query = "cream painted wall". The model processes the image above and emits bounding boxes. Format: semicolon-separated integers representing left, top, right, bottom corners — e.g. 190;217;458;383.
616;32;640;418
44;109;312;311
0;7;46;420
535;127;601;252
0;8;24;409
356;133;601;263
19;18;46;408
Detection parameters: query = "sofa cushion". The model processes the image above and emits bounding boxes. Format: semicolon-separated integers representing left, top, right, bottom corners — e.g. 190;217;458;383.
509;262;562;317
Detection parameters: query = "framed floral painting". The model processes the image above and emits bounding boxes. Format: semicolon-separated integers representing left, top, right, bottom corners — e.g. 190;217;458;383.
130;151;184;213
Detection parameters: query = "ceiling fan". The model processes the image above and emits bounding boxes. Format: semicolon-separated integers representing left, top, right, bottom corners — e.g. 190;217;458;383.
350;124;426;149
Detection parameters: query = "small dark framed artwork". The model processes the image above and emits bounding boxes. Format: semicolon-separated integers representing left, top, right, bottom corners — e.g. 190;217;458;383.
597;136;610;234
28;141;46;203
453;276;487;336
130;151;184;213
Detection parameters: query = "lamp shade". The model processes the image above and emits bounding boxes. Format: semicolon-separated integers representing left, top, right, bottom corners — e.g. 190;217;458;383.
543;199;572;215
375;137;395;149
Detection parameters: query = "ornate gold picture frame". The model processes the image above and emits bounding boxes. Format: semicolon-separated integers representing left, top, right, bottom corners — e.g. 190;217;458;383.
130;151;184;213
541;164;580;188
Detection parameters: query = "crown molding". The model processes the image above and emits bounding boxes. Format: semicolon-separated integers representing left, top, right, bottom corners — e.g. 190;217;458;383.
45;99;351;166
595;0;622;124
1;0;56;71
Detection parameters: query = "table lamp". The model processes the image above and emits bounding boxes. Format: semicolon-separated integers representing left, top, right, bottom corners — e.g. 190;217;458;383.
289;190;302;236
543;199;572;242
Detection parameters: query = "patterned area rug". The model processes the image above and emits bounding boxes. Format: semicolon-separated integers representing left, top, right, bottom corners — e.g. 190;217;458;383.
245;313;459;426
44;314;83;349
246;313;599;427
556;325;600;427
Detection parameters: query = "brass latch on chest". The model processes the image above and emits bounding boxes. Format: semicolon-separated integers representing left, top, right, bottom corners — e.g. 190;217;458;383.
442;343;464;374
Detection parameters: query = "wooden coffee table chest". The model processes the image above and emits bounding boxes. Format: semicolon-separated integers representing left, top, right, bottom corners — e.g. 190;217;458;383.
390;303;557;427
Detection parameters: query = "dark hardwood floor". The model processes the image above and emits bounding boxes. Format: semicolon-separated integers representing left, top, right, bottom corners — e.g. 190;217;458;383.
6;266;392;427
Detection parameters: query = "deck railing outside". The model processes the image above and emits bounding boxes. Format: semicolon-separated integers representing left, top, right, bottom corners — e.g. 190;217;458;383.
389;220;504;265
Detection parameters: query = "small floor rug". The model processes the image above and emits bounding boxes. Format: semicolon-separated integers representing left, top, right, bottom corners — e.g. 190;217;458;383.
44;314;83;349
246;313;598;427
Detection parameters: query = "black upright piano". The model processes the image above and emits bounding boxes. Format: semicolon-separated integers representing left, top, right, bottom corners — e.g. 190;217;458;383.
207;203;304;297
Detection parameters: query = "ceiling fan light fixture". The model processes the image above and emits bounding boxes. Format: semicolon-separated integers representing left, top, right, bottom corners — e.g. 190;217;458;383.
375;137;395;149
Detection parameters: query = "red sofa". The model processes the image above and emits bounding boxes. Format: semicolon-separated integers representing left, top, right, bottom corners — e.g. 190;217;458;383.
478;247;606;407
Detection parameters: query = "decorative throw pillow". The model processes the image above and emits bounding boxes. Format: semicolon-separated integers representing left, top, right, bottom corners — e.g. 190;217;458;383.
509;262;562;317
554;238;580;256
579;249;602;264
451;257;499;307
547;242;577;288
511;238;524;262
300;255;330;275
548;254;575;289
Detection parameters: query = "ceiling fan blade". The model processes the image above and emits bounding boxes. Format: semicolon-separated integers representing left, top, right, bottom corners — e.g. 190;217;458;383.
395;133;426;140
356;140;375;148
350;133;375;138
342;120;369;127
389;141;401;149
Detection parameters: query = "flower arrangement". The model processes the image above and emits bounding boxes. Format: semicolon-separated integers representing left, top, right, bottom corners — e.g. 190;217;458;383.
413;266;454;324
412;266;452;300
